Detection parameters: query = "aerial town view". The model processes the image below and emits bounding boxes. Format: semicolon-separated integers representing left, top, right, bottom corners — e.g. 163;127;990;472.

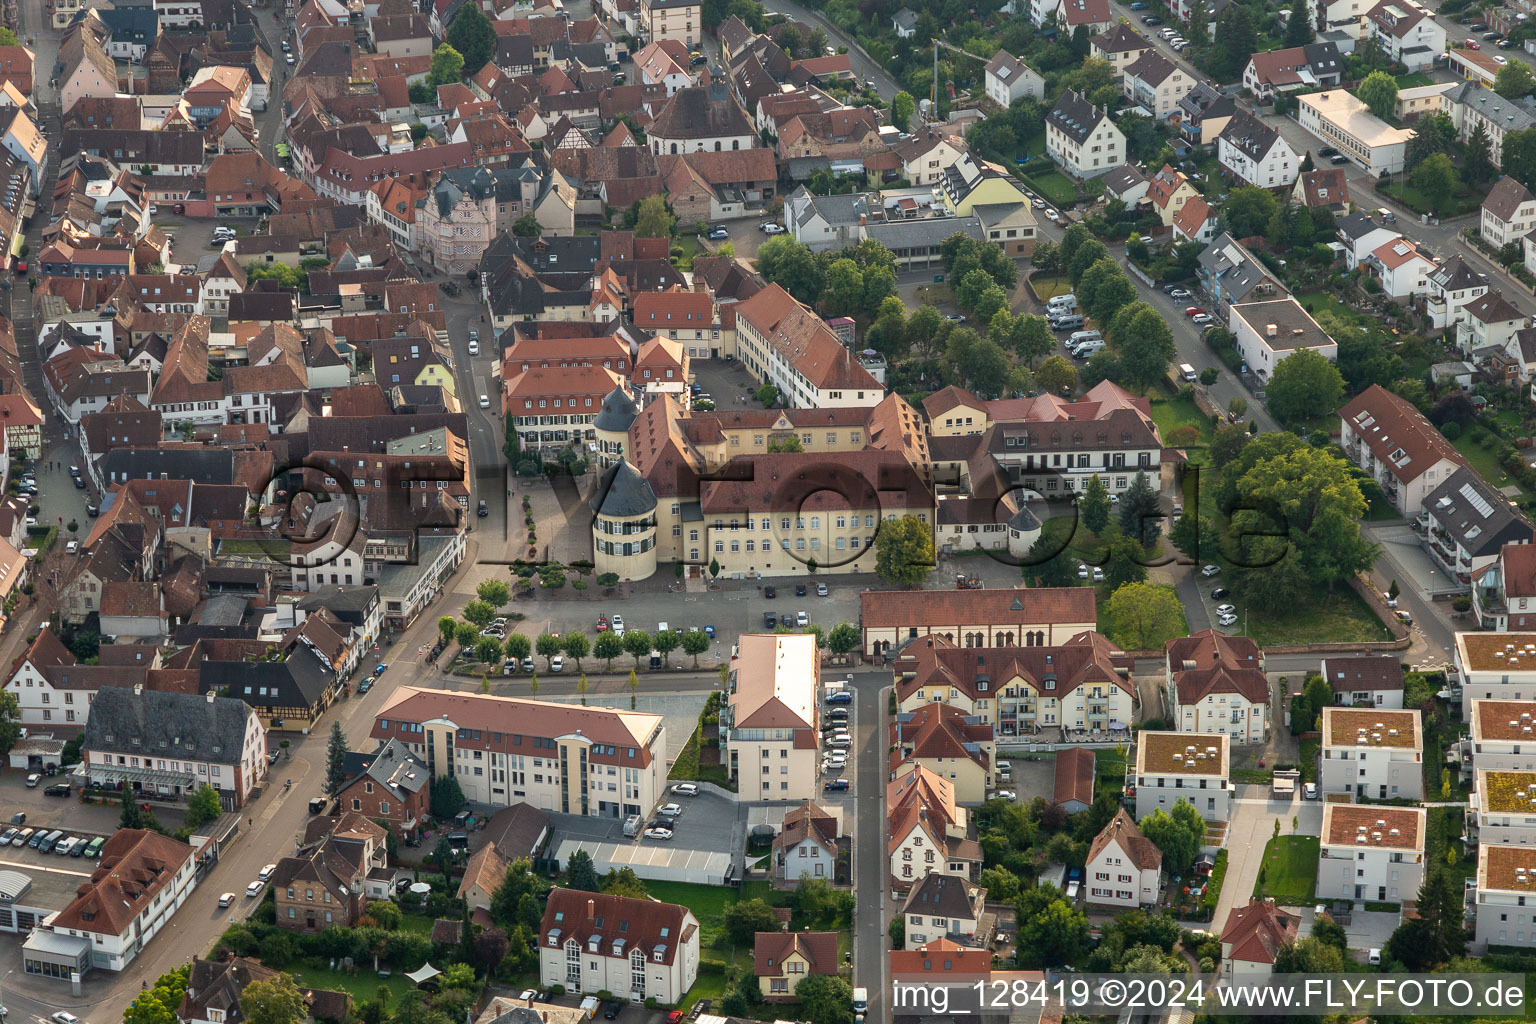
0;0;1532;1017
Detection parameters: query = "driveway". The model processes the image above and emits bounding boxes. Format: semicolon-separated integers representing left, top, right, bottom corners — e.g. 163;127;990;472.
1211;791;1291;927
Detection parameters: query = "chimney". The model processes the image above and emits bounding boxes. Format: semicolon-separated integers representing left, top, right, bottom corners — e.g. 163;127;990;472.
207;690;216;703
1266;323;1278;337
587;898;595;919
135;684;144;696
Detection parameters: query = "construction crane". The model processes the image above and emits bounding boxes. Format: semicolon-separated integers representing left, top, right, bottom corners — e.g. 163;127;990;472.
930;38;992;120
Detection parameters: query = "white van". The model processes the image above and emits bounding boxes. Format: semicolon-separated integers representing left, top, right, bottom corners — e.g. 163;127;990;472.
1072;339;1106;359
1049;312;1085;331
1047;294;1078;313
1179;362;1198;382
1069;330;1102;347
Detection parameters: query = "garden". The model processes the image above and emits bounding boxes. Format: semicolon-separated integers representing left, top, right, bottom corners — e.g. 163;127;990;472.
1252;834;1320;906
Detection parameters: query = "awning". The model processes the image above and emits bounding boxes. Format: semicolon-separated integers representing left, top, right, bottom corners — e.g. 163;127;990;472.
87;763;196;788
405;963;441;985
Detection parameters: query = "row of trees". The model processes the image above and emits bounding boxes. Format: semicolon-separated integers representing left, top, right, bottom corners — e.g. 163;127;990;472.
755;235;898;325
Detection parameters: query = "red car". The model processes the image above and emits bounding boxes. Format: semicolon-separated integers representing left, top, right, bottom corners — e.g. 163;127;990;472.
595;616;609;632
1466;39;1481;48
666;1014;684;1024
1184;306;1206;317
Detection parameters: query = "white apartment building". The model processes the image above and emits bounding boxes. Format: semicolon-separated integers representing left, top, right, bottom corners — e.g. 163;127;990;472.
1457;634;1536;705
1217;113;1300;190
1470;699;1536;772
539;890;700;1004
887;765;981;892
1364;0;1445;71
1472;768;1536;846
1483;176;1536;250
1297;90;1414;175
724;634;821;804
1317;707;1424;801
371;687;667;820
1229;298;1337;384
1085;809;1162;908
1474;844;1536;950
1339;384;1467;518
1133;732;1232;822
1316;803;1426;902
732;284;883;410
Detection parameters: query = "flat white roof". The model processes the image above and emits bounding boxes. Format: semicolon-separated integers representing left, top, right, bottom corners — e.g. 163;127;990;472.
1299;91;1414;149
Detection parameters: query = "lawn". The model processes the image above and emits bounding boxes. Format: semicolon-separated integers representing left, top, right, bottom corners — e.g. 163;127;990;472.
1451;424;1533;501
1379;179;1484;218
282;963;419;1004
1395;72;1434;88
1149;393;1214;447
1240;584;1393;647
666;727;732;789
1022;169;1079;207
1029;275;1072;301
1295;291;1360;322
1252;835;1320;906
672;234;700;270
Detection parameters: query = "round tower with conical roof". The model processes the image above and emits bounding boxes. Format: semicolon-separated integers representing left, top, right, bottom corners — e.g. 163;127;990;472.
590;460;659;580
592;386;638;470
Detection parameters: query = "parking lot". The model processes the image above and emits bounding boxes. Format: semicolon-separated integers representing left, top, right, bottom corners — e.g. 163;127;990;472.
548;789;745;882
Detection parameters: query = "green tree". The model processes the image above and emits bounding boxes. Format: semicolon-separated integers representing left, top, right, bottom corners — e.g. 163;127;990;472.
476;579;511;609
1016;885;1092;965
1504;126;1536;190
1111;303;1177;392
1186;0;1207;45
1036;354;1078;395
888;916;905;948
428;44;465;85
1079;259;1136;325
1465;121;1496;185
124;965;191;1024
535;632;563;669
1274;936;1346;973
324;720;348;798
1267;348;1345;425
875;514;936;587
634;194;674;238
755;234;824;304
0;28;18;46
891;90;916;132
793;975;854;1024
475;637;502;664
623;629;654;667
445;1;496;72
823;257;866;318
827;621;860;655
430;775;467;818
1411;152;1461;216
594;631;623;669
1211;5;1256;79
1067;238;1113;285
184;784;223;829
1105;583;1186;650
504;632;532;664
602;866;650;898
462;600;496;628
1011;314;1054;365
1497;59;1536;99
438;617;457;643
240;975;309;1024
561;631;590;670
1221;186;1279;239
1023;535;1080;587
1102;534;1149;589
1140;800;1204;873
1358;70;1398;120
512;213;541;238
490;858;544;929
681;628;710;667
1079;475;1111;535
1406;111;1458;171
1284;0;1313;45
906;304;944;355
724;897;780;944
1170;512;1220;565
121;785;146;830
1118;471;1162;547
566;848;600;891
654;628;681;666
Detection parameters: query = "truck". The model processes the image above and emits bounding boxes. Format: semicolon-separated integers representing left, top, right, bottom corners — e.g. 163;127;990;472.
852;988;868;1015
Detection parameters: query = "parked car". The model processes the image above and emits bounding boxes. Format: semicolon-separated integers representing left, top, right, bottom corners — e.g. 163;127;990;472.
707;227;729;240
44;783;69;797
795;584;807;596
659;802;683;817
1217;613;1238;627
246;880;264;897
760;222;785;234
1304;782;1319;800
1330;154;1350;165
644;827;674;840
1168;288;1191;299
671;783;700;796
1215;603;1236;616
824;779;850;791
816;582;828;596
219;892;236;908
826;690;853;704
24;774;38;788
1211;587;1231;599
550;655;565;672
477;500;488;517
1202;564;1220;577
763;585;776;599
1184;306;1206;317
1317;146;1339;157
1141;14;1162;23
1494;54;1509;63
604;1002;623;1020
1466;39;1481;48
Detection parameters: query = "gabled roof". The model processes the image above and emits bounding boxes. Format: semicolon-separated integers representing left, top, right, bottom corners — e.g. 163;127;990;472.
1088;809;1162;871
539;889;697;966
1093;22;1147;53
1168;629;1268;705
1046;90;1109;145
1054;747;1095;807
1487;175;1536;223
1465;290;1525;325
753;931;839;977
1295;168;1349;208
732;283;881;392
1340;384;1467;484
50;829;194;937
1221;898;1300;965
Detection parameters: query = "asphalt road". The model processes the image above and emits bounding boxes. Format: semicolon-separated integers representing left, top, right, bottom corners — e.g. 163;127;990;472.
849;667;887;1024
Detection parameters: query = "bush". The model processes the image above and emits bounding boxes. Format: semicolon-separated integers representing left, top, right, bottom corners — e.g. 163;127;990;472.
1441;421;1462;441
597;572;619;586
1199;367;1219;385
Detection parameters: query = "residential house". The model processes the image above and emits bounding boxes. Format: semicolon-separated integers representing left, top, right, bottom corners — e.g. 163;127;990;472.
1364;0;1444;70
1165;630;1270;744
1179;82;1237;146
1445;81;1535;169
983;50;1044;106
1456;633;1536;706
894;7;917;36
1473;543;1536;631
1197;234;1284;314
887;765;982;890
1426;254;1489;331
723;633;821;803
1484;176;1536;249
1173;196;1218;243
889;702;995;805
895;130;968;188
900;874;988;949
1317;802;1425;900
1322;655;1406;708
1339;384;1470;517
639;0;700;46
1460;291;1526;358
537;889;700;1003
1084;809;1162;908
1293;168;1350;211
1365;237;1437;299
1132;731;1232;822
1219;899;1301;983
1317;706;1424;800
1241;43;1345;100
1123;51;1193;120
272;814;389;931
1420;466;1533;592
332;739;430;838
1473;844;1536;949
1336;211;1401;270
1090;23;1151;80
773;800;839;886
1044;90;1126;179
1217;112;1300;190
732;283;884;409
1146;164;1199;227
753;932;838;1001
